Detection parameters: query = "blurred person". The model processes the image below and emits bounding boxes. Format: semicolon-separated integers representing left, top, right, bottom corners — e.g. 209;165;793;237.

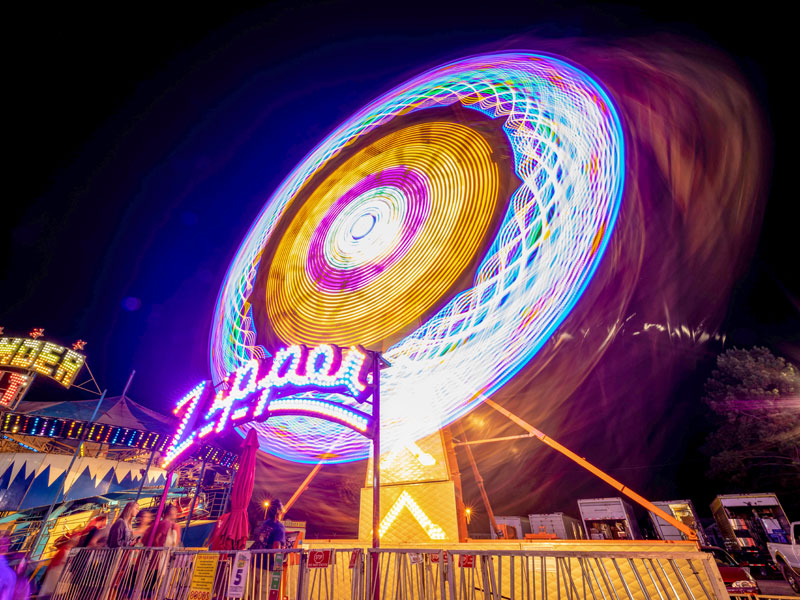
149;504;181;548
250;499;285;595
107;502;139;548
38;530;80;599
1;535;15;600
132;510;154;545
65;515;108;600
13;555;32;600
141;505;181;600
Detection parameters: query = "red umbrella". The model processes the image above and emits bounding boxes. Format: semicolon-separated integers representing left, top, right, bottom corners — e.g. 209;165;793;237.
209;428;259;550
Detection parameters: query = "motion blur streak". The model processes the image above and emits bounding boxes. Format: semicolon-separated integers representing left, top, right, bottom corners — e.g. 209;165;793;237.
254;37;770;536
449;36;770;527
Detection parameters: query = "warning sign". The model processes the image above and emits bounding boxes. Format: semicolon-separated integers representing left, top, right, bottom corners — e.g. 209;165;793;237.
308;549;333;568
458;554;476;568
189;553;220;600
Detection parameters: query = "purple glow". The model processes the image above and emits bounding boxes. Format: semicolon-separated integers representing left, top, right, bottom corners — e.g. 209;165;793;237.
306;167;431;292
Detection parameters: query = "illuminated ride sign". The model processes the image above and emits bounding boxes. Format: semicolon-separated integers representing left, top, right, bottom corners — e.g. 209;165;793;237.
0;337;86;407
162;344;378;468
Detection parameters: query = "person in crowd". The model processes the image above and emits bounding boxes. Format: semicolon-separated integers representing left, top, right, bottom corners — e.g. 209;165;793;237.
254;499;286;550
141;504;181;599
133;510;154;545
39;514;107;599
13;554;32;600
38;530;80;599
250;498;285;594
65;515;109;600
0;536;16;600
149;504;181;548
107;502;139;548
251;498;285;580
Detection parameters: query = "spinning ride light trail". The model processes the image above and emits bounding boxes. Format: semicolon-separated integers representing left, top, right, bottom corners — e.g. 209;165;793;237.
209;52;624;463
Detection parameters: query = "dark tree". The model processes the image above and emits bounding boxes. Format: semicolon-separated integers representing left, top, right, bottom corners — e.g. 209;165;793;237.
703;347;800;500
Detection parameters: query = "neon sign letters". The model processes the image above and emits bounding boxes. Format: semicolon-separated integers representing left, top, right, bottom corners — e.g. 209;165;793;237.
0;337;86;388
0;371;31;408
162;344;375;468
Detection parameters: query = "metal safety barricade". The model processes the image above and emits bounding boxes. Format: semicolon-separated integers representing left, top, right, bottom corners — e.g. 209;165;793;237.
365;548;731;600
160;549;307;600
52;547;175;600
302;548;365;600
51;546;732;600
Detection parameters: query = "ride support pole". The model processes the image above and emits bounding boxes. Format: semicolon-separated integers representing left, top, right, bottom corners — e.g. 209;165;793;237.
29;389;107;558
371;351;381;600
484;396;698;542
147;466;177;546
182;458;206;546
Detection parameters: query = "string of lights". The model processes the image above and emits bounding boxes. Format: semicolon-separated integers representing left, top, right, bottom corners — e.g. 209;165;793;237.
0;410;238;467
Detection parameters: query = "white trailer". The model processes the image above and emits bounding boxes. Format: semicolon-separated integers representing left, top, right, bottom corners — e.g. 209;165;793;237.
528;513;585;539
578;497;642;540
650;499;707;544
491;516;528;539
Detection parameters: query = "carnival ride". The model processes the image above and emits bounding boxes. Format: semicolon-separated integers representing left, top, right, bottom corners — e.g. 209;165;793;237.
210;52;624;464
0;332;236;558
182;51;699;543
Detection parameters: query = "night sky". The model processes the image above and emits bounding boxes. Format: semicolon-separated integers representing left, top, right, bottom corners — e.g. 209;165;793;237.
3;2;797;535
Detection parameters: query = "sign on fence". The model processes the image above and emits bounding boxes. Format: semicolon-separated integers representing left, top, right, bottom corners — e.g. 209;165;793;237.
308;549;333;568
268;553;285;600
458;554;476;568
349;549;362;569
227;551;251;598
189;553;220;600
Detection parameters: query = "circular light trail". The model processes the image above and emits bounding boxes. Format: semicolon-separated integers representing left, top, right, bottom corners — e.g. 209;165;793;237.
264;121;502;347
210;52;625;463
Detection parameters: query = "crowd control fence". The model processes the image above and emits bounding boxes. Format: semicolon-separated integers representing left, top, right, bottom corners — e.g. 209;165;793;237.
50;545;732;600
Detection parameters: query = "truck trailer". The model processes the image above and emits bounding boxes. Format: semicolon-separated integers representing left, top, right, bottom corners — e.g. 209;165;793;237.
491;516;529;539
578;497;641;540
528;513;585;539
650;499;707;544
711;493;792;575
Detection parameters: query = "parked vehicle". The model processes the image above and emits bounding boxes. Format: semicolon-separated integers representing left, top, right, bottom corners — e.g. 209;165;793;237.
701;546;760;595
767;521;800;593
711;493;791;576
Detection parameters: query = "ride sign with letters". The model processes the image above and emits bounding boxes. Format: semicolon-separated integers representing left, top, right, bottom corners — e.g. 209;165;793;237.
162;344;377;468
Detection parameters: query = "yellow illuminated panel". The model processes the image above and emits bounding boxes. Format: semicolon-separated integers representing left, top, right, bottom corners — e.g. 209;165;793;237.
0;338;23;365
9;339;42;368
32;342;66;378
52;350;85;387
369;431;450;486
359;480;459;544
0;337;85;388
379;490;446;540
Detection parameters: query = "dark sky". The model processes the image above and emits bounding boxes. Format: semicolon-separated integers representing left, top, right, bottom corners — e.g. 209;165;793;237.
3;2;797;533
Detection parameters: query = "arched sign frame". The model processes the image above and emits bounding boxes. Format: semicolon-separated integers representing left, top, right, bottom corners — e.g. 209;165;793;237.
162;343;384;548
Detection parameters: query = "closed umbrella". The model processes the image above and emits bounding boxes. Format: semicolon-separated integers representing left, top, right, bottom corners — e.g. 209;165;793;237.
209;428;259;550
